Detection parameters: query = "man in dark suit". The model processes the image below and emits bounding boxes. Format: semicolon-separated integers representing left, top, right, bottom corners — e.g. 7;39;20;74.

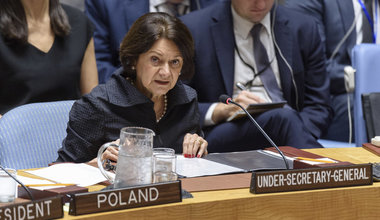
181;0;332;152
285;0;376;142
85;0;220;83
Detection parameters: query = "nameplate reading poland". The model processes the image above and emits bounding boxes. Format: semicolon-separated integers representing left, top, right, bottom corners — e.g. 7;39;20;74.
69;181;182;216
251;164;372;194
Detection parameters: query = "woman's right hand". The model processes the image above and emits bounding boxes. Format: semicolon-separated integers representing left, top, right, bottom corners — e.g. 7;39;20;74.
100;142;119;162
101;139;120;161
88;139;120;167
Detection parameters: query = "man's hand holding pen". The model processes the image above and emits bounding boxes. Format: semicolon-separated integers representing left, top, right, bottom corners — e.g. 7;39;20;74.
234;82;265;108
211;82;265;123
233;90;264;108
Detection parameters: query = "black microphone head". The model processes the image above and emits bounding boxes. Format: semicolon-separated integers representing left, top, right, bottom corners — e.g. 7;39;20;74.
219;94;231;104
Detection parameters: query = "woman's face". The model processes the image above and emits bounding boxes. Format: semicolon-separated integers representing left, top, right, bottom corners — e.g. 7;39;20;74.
135;38;183;99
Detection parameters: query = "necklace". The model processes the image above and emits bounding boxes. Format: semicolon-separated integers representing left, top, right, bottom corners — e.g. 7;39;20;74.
156;94;167;123
127;78;167;123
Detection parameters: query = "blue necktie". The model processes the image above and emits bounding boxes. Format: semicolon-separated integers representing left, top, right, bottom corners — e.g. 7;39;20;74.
251;24;284;102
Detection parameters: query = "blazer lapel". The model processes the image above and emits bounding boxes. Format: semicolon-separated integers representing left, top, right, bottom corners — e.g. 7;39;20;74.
123;0;149;29
272;9;293;104
337;0;355;33
210;6;235;96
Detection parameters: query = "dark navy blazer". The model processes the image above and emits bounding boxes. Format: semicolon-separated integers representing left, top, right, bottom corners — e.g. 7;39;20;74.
286;0;357;95
85;0;220;83
181;1;332;138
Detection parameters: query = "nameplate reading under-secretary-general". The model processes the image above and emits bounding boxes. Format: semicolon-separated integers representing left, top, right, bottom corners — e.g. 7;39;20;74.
69;181;182;216
250;163;373;194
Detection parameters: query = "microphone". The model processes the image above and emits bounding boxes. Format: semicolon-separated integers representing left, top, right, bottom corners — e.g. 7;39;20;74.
219;94;290;169
0;165;35;201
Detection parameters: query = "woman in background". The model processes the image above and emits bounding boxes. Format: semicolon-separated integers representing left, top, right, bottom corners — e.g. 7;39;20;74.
57;12;207;163
0;0;98;116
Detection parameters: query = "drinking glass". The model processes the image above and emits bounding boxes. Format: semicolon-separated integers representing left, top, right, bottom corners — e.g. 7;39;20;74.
0;168;17;203
153;148;177;183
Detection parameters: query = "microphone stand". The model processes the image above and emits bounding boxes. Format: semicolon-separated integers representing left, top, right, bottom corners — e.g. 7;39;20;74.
224;97;290;169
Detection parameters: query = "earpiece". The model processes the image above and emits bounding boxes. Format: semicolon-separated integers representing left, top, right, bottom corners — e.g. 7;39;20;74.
329;6;360;144
344;65;356;144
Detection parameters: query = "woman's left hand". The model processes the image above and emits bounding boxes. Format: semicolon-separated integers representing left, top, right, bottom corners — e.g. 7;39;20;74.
182;133;208;158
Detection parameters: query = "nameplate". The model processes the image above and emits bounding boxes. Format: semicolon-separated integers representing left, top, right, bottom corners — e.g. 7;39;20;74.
0;196;63;220
69;181;182;216
250;163;373;194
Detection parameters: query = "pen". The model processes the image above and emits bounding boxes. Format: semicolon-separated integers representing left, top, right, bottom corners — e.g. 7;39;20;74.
296;157;336;164
24;183;75;187
236;82;248;91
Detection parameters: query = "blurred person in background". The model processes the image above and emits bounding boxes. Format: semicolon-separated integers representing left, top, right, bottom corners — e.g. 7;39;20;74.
180;0;332;152
0;0;98;117
286;0;379;142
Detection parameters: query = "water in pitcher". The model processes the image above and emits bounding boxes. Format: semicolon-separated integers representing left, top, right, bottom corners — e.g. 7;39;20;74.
114;154;152;188
97;127;155;187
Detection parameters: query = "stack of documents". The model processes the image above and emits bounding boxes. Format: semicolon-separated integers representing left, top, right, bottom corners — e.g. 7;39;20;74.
25;163;110;187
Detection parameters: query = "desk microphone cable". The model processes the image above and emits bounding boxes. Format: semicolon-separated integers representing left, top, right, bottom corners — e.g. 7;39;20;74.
0;165;34;201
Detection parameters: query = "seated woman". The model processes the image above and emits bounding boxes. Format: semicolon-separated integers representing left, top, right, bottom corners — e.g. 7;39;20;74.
0;0;98;116
56;12;207;163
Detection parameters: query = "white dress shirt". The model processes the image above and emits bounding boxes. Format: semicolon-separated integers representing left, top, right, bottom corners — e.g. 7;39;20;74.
231;5;281;101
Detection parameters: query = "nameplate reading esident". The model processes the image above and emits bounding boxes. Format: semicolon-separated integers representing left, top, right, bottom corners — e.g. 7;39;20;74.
69;181;182;216
0;196;63;220
250;163;373;194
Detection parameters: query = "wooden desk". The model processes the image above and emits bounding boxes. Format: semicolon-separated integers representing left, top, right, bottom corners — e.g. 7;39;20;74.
26;148;380;219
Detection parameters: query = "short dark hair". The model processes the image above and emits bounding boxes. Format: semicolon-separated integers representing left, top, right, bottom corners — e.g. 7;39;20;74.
0;0;70;43
119;12;194;80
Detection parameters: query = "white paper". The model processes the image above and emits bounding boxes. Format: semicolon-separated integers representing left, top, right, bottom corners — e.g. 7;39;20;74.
175;155;245;178
25;163;110;187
